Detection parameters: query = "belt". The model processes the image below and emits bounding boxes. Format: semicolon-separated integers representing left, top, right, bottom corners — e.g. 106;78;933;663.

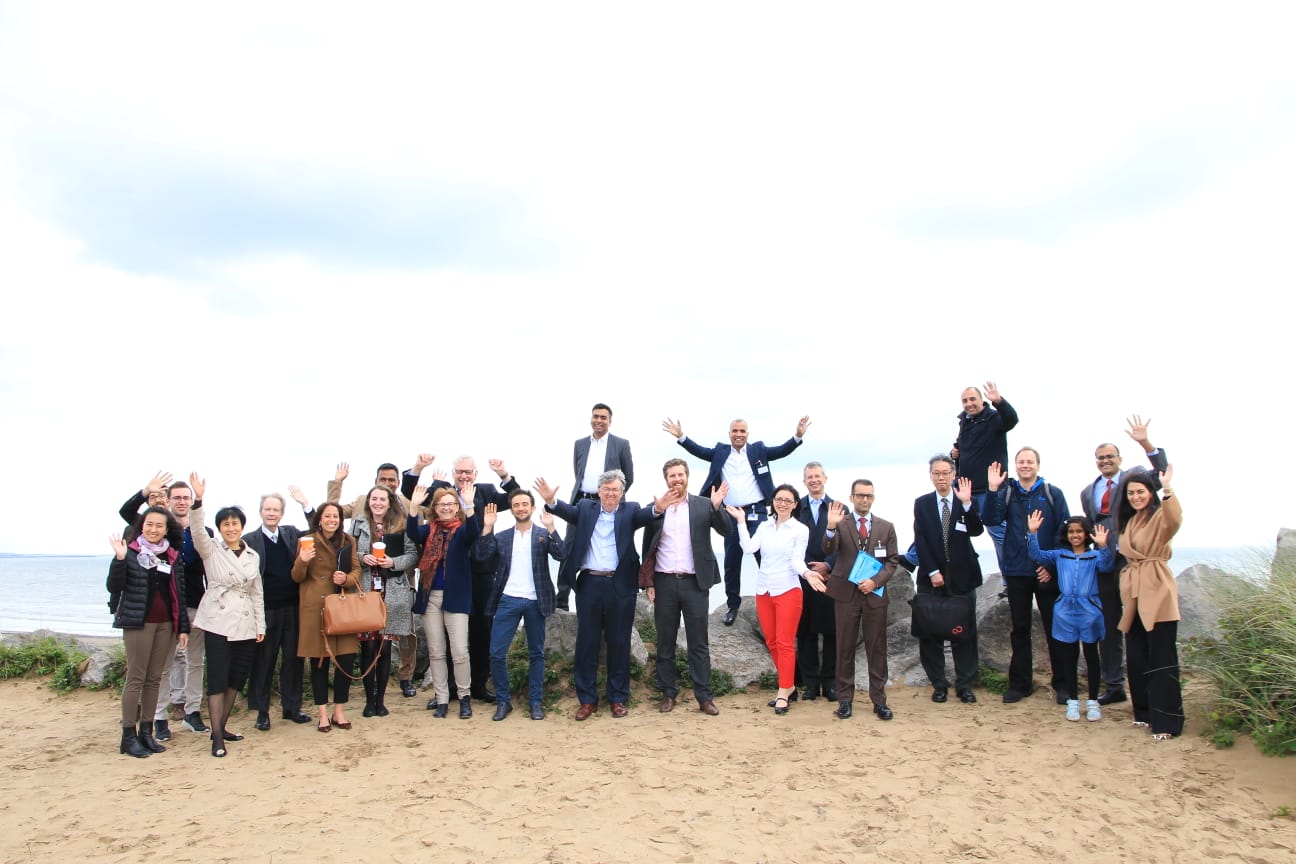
580;569;614;577
655;571;696;579
736;502;767;514
577;492;600;501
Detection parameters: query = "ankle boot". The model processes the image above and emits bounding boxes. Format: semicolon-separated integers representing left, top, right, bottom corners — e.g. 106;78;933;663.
120;726;150;758
138;721;167;753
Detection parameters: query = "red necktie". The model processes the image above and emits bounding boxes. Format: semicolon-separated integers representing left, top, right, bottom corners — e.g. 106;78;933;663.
858;517;868;541
1100;479;1113;515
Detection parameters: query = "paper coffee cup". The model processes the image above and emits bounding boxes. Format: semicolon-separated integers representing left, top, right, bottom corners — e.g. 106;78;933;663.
373;541;387;559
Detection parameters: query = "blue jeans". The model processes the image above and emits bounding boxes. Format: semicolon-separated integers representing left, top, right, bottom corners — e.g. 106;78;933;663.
490;594;546;705
977;491;1007;576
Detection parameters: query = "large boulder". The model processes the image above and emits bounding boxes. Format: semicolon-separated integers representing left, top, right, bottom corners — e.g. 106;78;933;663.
1274;527;1296;576
707;603;775;686
1177;564;1225;641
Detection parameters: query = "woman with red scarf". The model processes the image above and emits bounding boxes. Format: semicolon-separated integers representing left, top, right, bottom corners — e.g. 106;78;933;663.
407;484;478;718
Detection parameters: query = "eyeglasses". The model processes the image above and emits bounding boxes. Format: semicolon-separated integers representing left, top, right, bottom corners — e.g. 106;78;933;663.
453;469;476;476
772;497;796;505
852;493;875;499
930;470;953;478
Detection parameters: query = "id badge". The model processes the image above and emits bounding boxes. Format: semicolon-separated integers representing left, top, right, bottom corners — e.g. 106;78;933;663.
756;465;770;475
374;575;384;592
955;521;968;533
157;563;172;575
873;545;886;558
746;511;760;522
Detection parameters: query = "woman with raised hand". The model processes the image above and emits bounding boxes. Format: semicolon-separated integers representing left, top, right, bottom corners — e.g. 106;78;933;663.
353;485;417;717
187;474;264;757
292;501;362;732
1115;465;1183;740
108;507;190;757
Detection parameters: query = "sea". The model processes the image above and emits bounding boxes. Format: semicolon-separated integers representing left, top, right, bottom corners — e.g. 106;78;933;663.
0;545;1269;639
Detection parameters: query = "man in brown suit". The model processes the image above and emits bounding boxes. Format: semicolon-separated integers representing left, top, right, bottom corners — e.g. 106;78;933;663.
823;479;900;720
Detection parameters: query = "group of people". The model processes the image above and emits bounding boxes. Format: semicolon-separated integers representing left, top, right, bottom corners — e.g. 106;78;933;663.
107;391;1187;758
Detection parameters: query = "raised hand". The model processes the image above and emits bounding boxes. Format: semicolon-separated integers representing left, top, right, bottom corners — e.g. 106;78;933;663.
653;486;686;512
188;472;206;501
1092;524;1110;548
1160;464;1174;489
109;533;128;560
661;417;683;438
795;415;811;438
1125;415;1152;448
431;468;447;483
413;453;436;473
987;462;1006;492
410;484;430;509
826;500;846;530
1026;510;1044;534
298;542;316;563
335;462;350;482
488;459;508;480
709;481;729;510
533;477;560;506
539;509;555;532
482;502;498;531
984;381;1002;404
954;476;974;507
143;471;173;497
287;485;310;508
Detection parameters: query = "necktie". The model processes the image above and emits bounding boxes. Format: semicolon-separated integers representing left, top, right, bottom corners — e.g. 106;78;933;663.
858;517;868;542
1100;479;1113;515
940;498;951;559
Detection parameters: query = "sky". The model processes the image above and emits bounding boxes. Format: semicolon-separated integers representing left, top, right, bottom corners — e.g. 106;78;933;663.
1;2;1293;556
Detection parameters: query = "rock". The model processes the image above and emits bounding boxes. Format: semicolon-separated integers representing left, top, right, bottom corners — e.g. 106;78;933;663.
79;649;116;687
1176;564;1225;641
707;602;775;686
1273;527;1296;576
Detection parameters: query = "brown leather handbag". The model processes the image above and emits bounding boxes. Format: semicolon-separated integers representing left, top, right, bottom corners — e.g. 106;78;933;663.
323;587;387;636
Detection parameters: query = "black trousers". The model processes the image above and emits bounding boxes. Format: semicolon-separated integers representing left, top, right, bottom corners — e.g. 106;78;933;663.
653;572;713;702
248;605;304;713
1097;572;1125;689
917;587;979;691
466;570;494;698
1126;617;1184;735
795;576;836;690
1005;576;1064;694
309;654;355;705
1057;640;1101;700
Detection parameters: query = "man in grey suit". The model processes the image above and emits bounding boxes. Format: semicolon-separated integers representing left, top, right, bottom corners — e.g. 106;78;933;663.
559;402;635;611
1079;415;1167;706
640;459;731;715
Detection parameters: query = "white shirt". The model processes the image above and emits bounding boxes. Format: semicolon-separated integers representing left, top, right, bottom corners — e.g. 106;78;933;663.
721;446;763;507
737;517;808;597
655;501;696;574
503;526;537;600
580;434;609;495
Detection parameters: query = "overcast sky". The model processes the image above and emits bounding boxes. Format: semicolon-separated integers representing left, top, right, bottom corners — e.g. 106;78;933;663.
1;2;1292;556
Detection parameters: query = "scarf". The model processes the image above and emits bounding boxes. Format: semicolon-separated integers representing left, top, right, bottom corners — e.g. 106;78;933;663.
417;519;461;590
136;536;171;570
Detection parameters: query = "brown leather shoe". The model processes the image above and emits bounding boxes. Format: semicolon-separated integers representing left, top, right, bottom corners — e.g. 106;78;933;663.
698;700;720;716
659;696;675;713
610;702;629;718
574;703;597;721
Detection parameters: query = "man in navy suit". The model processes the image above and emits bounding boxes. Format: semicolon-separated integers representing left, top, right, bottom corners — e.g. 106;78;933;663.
1079;415;1168;706
559;403;635;611
474;489;566;721
662;415;810;625
640;459;731;716
913;455;984;704
795;461;838;701
536;470;668;720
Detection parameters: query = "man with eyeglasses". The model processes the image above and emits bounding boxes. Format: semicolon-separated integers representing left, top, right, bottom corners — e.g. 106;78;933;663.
402;453;521;704
1079;415;1167;706
662;415;810;626
913;456;984;704
794;462;839;701
823;480;900;720
561;403;635;611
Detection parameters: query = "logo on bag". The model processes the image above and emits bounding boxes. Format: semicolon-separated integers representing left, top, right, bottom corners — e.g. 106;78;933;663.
951;625;965;635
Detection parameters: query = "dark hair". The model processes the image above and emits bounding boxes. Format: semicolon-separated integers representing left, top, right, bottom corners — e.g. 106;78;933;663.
592;403;612;417
168;481;192;497
662;457;689;478
851;479;874;496
1114;471;1160;534
131;506;184;548
214;505;247;530
310;502;346;548
1057;515;1095;550
771;483;800;504
508;488;535;505
364;485;405;534
375;463;400;476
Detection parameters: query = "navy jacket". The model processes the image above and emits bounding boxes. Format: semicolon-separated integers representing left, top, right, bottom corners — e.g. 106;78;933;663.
545;498;658;596
474;524;566;616
955;399;1019;495
913;492;985;595
677;436;802;503
406;514;480;614
981;478;1071;579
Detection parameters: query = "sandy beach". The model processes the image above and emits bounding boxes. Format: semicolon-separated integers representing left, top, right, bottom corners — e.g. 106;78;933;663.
0;674;1291;864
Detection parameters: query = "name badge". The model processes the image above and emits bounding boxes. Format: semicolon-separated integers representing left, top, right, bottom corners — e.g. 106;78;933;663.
872;545;886;558
746;511;761;522
157;563;172;575
756;465;770;475
955;521;968;533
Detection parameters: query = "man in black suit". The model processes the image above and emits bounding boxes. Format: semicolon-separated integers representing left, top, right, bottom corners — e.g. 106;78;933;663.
795;461;838;701
402;453;521;702
536;470;665;720
560;402;635;611
243;493;310;731
913;455;984;704
1079;415;1168;705
640;459;730;716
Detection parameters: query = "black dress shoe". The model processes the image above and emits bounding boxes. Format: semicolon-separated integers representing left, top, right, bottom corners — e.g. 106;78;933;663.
426;698;439;711
1097;688;1127;705
400;680;417;698
433;703;449;718
459;697;473;719
492;702;512;721
362;704;376;717
722;608;738;626
823;685;837;701
873;704;893;721
802;685;820;701
932;688;948;703
958;689;977;704
255;712;271;731
284;710;312;724
222;731;244;741
1003;687;1034;703
834;701;853;719
472;690;496;704
1056;691;1069;705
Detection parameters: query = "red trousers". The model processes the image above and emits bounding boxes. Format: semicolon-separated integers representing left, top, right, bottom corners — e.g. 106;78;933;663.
756;588;803;689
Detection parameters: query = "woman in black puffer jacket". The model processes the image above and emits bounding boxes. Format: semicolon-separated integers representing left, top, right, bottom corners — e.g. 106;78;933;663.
108;506;190;758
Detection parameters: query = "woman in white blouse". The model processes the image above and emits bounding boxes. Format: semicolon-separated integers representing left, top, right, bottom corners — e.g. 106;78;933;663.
727;484;826;714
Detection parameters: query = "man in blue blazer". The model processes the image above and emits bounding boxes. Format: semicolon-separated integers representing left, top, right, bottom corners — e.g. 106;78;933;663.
536;470;666;720
662;415;810;626
473;489;566;721
1079;415;1168;706
913;455;984;704
559;403;635;611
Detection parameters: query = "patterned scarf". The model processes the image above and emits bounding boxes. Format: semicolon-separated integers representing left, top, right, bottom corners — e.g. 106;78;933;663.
136;536;171;570
417;519;461;590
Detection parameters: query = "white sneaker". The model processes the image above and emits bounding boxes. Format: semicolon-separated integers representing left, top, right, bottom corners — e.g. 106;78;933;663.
1065;699;1080;721
1086;699;1102;722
